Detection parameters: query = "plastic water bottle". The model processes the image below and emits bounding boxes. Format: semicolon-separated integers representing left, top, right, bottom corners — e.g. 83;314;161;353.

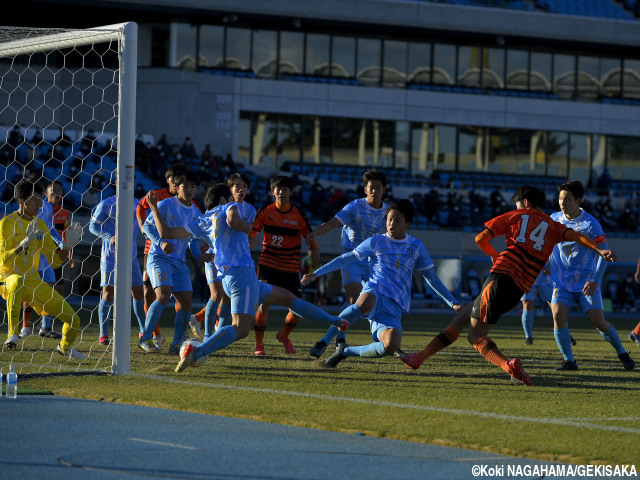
6;365;17;399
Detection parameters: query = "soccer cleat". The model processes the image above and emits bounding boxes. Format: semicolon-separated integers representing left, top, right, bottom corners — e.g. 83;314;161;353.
334;318;349;331
524;337;533;345
507;357;533;386
168;343;181;355
39;328;62;339
555;359;579;371
189;315;202;340
324;342;348;368
138;339;159;353
98;335;109;345
20;326;31;338
175;343;195;373
56;344;87;360
309;340;327;358
4;334;20;349
618;352;636;371
153;333;165;350
276;332;296;354
629;331;640;346
398;351;423;370
570;336;577;346
254;344;266;356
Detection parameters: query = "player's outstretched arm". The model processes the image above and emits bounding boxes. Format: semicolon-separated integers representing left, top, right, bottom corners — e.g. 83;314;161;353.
301;251;357;286
307;216;341;244
565;229;617;262
422;267;460;310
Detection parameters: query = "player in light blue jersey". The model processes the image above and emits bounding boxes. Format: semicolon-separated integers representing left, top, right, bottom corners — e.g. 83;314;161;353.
307;169;389;357
520;267;552;345
89;193;147;345
302;199;462;368
144;173;348;373
549;180;635;371
199;183;233;340
139;170;210;354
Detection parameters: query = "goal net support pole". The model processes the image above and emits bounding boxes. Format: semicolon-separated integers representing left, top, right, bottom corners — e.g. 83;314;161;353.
113;21;137;375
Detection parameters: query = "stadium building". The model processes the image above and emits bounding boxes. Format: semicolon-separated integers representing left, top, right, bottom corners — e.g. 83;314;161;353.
4;0;640;294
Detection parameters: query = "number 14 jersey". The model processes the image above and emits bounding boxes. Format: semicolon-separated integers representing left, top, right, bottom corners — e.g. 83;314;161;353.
483;208;570;293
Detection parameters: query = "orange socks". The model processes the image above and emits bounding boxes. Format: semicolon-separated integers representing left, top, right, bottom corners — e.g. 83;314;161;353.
254;311;267;346
473;336;510;374
22;302;33;329
633;321;640;337
195;306;206;323
278;312;299;339
417;325;459;362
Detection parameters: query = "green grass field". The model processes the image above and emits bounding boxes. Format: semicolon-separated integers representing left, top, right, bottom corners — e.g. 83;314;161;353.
12;308;640;467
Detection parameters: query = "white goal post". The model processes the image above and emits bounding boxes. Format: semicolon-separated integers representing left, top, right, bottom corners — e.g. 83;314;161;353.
0;22;137;376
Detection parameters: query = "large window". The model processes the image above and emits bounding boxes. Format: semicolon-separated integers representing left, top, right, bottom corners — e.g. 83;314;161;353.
530;52;552;92
305;34;330;76
198;25;224;68
623;59;640;99
171;23;197;70
356;38;382;85
252;30;278;77
506;49;529;90
407;42;431;83
332;36;356;78
546;131;569;177
384;40;408;84
432;43;456;85
226;28;251;70
553;53;577;98
609;135;640;180
568;133;590;185
279;31;304;76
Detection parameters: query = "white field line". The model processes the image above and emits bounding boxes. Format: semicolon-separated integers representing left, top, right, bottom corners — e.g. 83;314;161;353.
133;374;640;435
128;437;200;450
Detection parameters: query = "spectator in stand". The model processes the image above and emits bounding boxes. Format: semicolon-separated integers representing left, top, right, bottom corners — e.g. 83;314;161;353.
179;137;197;162
79;129;97;155
423;188;440;224
490;187;505;216
134;182;147;200
156;133;172;157
618;273;637;313
619;205;638;232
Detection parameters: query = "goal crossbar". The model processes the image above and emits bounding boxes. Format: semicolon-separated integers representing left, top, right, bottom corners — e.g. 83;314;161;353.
0;23;128;58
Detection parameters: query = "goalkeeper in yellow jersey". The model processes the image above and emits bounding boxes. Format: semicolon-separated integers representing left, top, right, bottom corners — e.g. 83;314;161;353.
0;179;85;359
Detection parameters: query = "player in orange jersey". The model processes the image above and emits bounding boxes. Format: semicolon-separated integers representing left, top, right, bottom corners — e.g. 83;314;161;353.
398;185;617;386
249;175;320;355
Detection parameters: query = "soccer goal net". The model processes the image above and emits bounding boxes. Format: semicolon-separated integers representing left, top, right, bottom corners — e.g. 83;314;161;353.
0;22;137;377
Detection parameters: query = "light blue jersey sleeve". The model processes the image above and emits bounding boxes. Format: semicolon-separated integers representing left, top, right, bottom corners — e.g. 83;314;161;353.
143;221;162;246
185;215;215;248
313;251;359;278
90;200;115;241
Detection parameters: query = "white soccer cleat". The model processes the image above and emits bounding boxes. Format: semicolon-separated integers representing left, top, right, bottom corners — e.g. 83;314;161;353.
56;344;87;360
4;334;20;349
189;315;202;340
20;326;31;338
153;333;165;350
